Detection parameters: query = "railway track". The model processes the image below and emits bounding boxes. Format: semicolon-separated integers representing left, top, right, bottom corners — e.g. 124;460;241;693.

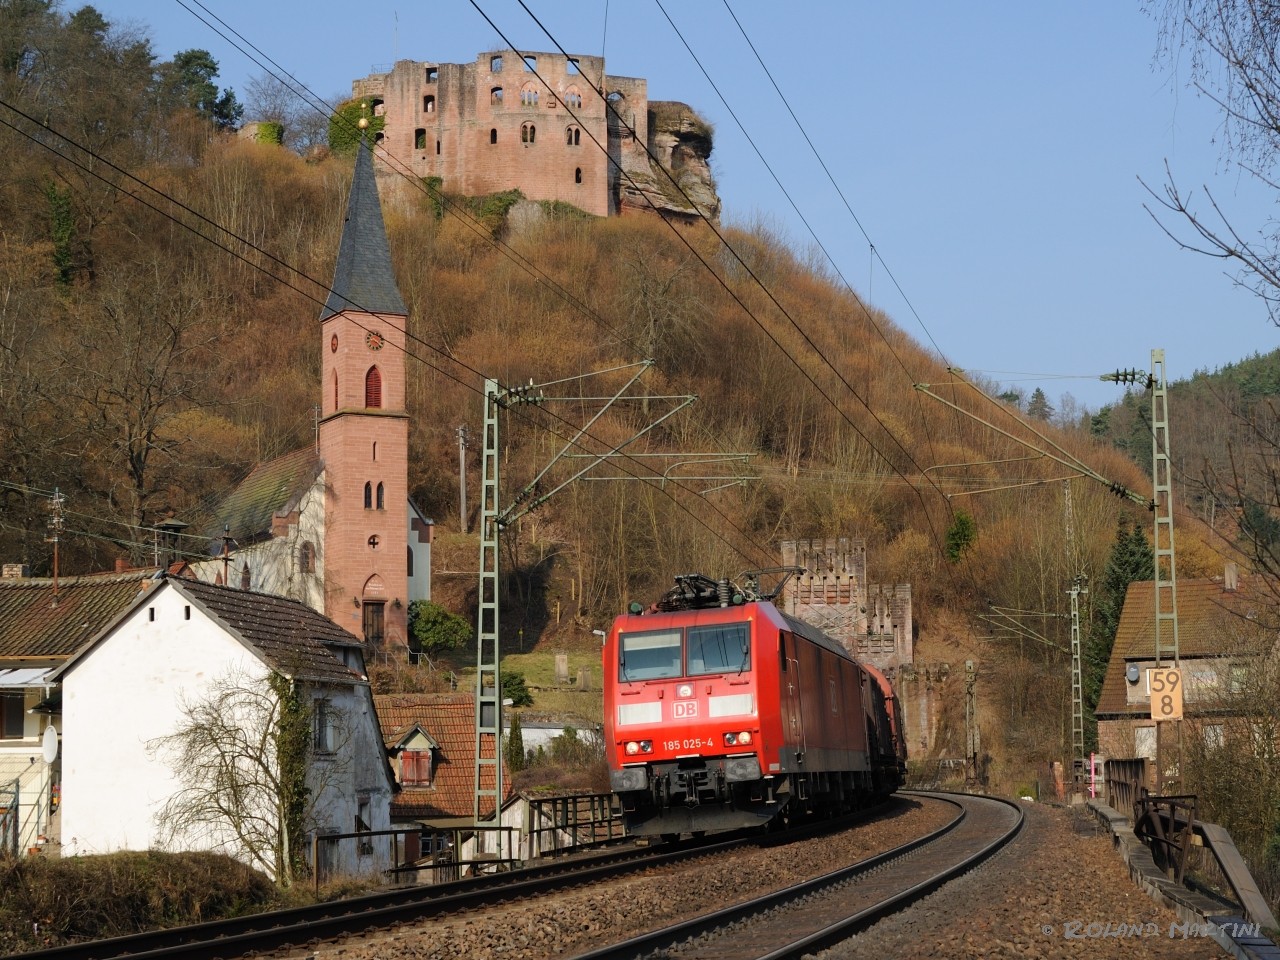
11;802;903;960
568;792;1023;960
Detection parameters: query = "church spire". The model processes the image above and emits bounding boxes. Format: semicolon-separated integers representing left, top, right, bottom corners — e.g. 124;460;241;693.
321;138;407;320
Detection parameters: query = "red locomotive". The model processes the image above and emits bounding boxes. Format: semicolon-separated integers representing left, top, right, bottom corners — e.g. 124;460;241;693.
603;572;906;836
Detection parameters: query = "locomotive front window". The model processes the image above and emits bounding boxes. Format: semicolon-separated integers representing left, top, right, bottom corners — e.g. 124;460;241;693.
619;629;682;681
687;622;750;675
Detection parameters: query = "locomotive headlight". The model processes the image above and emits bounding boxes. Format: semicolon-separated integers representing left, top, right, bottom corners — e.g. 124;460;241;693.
640;740;653;753
738;731;753;745
725;730;753;747
625;741;640;755
724;732;737;746
677;683;693;698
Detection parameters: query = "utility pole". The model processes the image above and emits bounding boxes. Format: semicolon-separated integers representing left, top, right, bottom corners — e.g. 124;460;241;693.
46;488;65;603
1068;574;1088;779
457;425;469;533
1150;349;1182;792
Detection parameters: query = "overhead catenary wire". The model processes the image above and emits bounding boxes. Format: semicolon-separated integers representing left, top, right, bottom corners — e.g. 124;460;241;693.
0;97;777;570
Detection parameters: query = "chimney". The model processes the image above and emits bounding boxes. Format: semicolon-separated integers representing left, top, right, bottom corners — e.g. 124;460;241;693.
1225;561;1239;592
115;557;130;574
2;563;29;579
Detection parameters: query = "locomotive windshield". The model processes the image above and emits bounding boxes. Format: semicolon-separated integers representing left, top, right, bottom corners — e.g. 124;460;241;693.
618;622;750;680
618;629;682;680
687;622;750;675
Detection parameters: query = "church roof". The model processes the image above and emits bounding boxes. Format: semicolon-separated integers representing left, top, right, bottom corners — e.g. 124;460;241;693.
321;140;407;320
199;447;321;546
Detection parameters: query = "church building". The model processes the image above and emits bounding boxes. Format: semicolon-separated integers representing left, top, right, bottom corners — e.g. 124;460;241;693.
190;138;431;655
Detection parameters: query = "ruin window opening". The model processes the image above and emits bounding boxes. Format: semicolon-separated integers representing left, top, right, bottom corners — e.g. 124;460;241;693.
425;67;438;83
491;55;503;72
374;131;384;144
521;122;536;144
370;98;385;116
566;87;582;109
415;128;426;150
567;58;580;75
523;55;536;72
423;95;435;113
520;84;539;108
490;128;497;144
574;167;582;184
566;125;580;145
491;86;503;106
436;139;441;155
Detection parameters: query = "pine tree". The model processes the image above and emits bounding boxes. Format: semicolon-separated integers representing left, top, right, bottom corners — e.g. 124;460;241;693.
1084;516;1154;750
1027;387;1054;421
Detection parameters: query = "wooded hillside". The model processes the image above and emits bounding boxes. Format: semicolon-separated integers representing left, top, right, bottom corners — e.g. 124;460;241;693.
1;2;1249;778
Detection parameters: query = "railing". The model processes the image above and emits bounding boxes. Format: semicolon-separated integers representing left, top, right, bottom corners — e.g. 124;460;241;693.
526;792;624;858
1104;757;1148;814
1133;792;1197;883
314;824;521;890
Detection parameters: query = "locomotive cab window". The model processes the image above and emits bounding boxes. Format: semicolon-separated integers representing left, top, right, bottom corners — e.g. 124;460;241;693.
687;622;750;675
618;629;681;681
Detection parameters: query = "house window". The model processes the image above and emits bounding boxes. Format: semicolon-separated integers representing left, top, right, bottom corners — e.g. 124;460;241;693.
1203;723;1224;750
489;128;497;144
356;795;372;854
240;562;251;590
520;84;539;107
574;167;582;184
376;482;385;510
423;95;435;113
363;600;385;645
365;366;382;408
425;67;438;83
523;55;536;72
407;544;414;577
314;698;335;753
401;749;432;786
300;540;315;573
148;606;156;622
491;86;503;106
521;122;536;144
491;55;503;72
415;128;426;150
0;692;24;739
184;605;191;620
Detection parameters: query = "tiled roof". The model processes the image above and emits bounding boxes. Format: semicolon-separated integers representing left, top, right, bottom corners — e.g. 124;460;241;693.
1096;574;1267;717
321;140;407;321
171;577;365;685
195;447;321;545
0;571;155;661
374;693;512;821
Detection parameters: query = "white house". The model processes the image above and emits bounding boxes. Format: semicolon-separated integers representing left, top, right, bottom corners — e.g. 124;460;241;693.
55;574;395;880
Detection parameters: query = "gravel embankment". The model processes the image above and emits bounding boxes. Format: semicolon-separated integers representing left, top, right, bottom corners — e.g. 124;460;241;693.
295;797;956;960
822;802;1230;960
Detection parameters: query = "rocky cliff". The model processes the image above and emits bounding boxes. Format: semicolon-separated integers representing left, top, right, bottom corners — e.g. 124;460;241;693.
618;101;720;223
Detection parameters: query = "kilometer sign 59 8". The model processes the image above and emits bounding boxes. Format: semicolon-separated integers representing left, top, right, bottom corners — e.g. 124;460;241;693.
1148;668;1183;721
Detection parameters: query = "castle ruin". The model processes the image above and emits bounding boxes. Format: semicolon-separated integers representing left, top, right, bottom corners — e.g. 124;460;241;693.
352;51;719;221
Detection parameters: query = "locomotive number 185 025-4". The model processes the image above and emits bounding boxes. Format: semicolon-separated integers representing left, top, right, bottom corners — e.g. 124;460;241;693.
664;737;717;751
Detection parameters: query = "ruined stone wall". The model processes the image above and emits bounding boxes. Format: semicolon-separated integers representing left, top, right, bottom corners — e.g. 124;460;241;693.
351;52;717;221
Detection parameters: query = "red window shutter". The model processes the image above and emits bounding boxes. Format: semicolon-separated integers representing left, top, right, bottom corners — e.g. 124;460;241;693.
402;750;431;786
365;366;382;408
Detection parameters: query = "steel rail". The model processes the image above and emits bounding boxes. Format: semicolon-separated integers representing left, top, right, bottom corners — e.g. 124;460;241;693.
567;792;1021;960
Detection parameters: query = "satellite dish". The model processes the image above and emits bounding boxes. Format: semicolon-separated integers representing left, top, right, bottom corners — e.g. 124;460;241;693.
1126;663;1141;685
41;725;59;764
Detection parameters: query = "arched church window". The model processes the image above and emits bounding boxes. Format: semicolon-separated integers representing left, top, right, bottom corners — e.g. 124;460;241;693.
332;370;338;411
376;482;385;510
299;541;315;573
364;482;373;509
365;366;382;408
240;562;251;590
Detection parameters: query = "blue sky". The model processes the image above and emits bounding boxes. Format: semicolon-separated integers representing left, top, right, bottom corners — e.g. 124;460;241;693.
94;1;1278;412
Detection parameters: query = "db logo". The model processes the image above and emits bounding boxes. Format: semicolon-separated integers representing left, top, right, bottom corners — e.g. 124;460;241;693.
673;701;698;719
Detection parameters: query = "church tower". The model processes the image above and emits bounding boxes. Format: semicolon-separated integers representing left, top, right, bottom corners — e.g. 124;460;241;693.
319;136;409;652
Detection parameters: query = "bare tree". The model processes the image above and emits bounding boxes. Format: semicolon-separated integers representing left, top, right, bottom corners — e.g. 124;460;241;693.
151;668;347;887
242;71;333;153
1146;0;1280;320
